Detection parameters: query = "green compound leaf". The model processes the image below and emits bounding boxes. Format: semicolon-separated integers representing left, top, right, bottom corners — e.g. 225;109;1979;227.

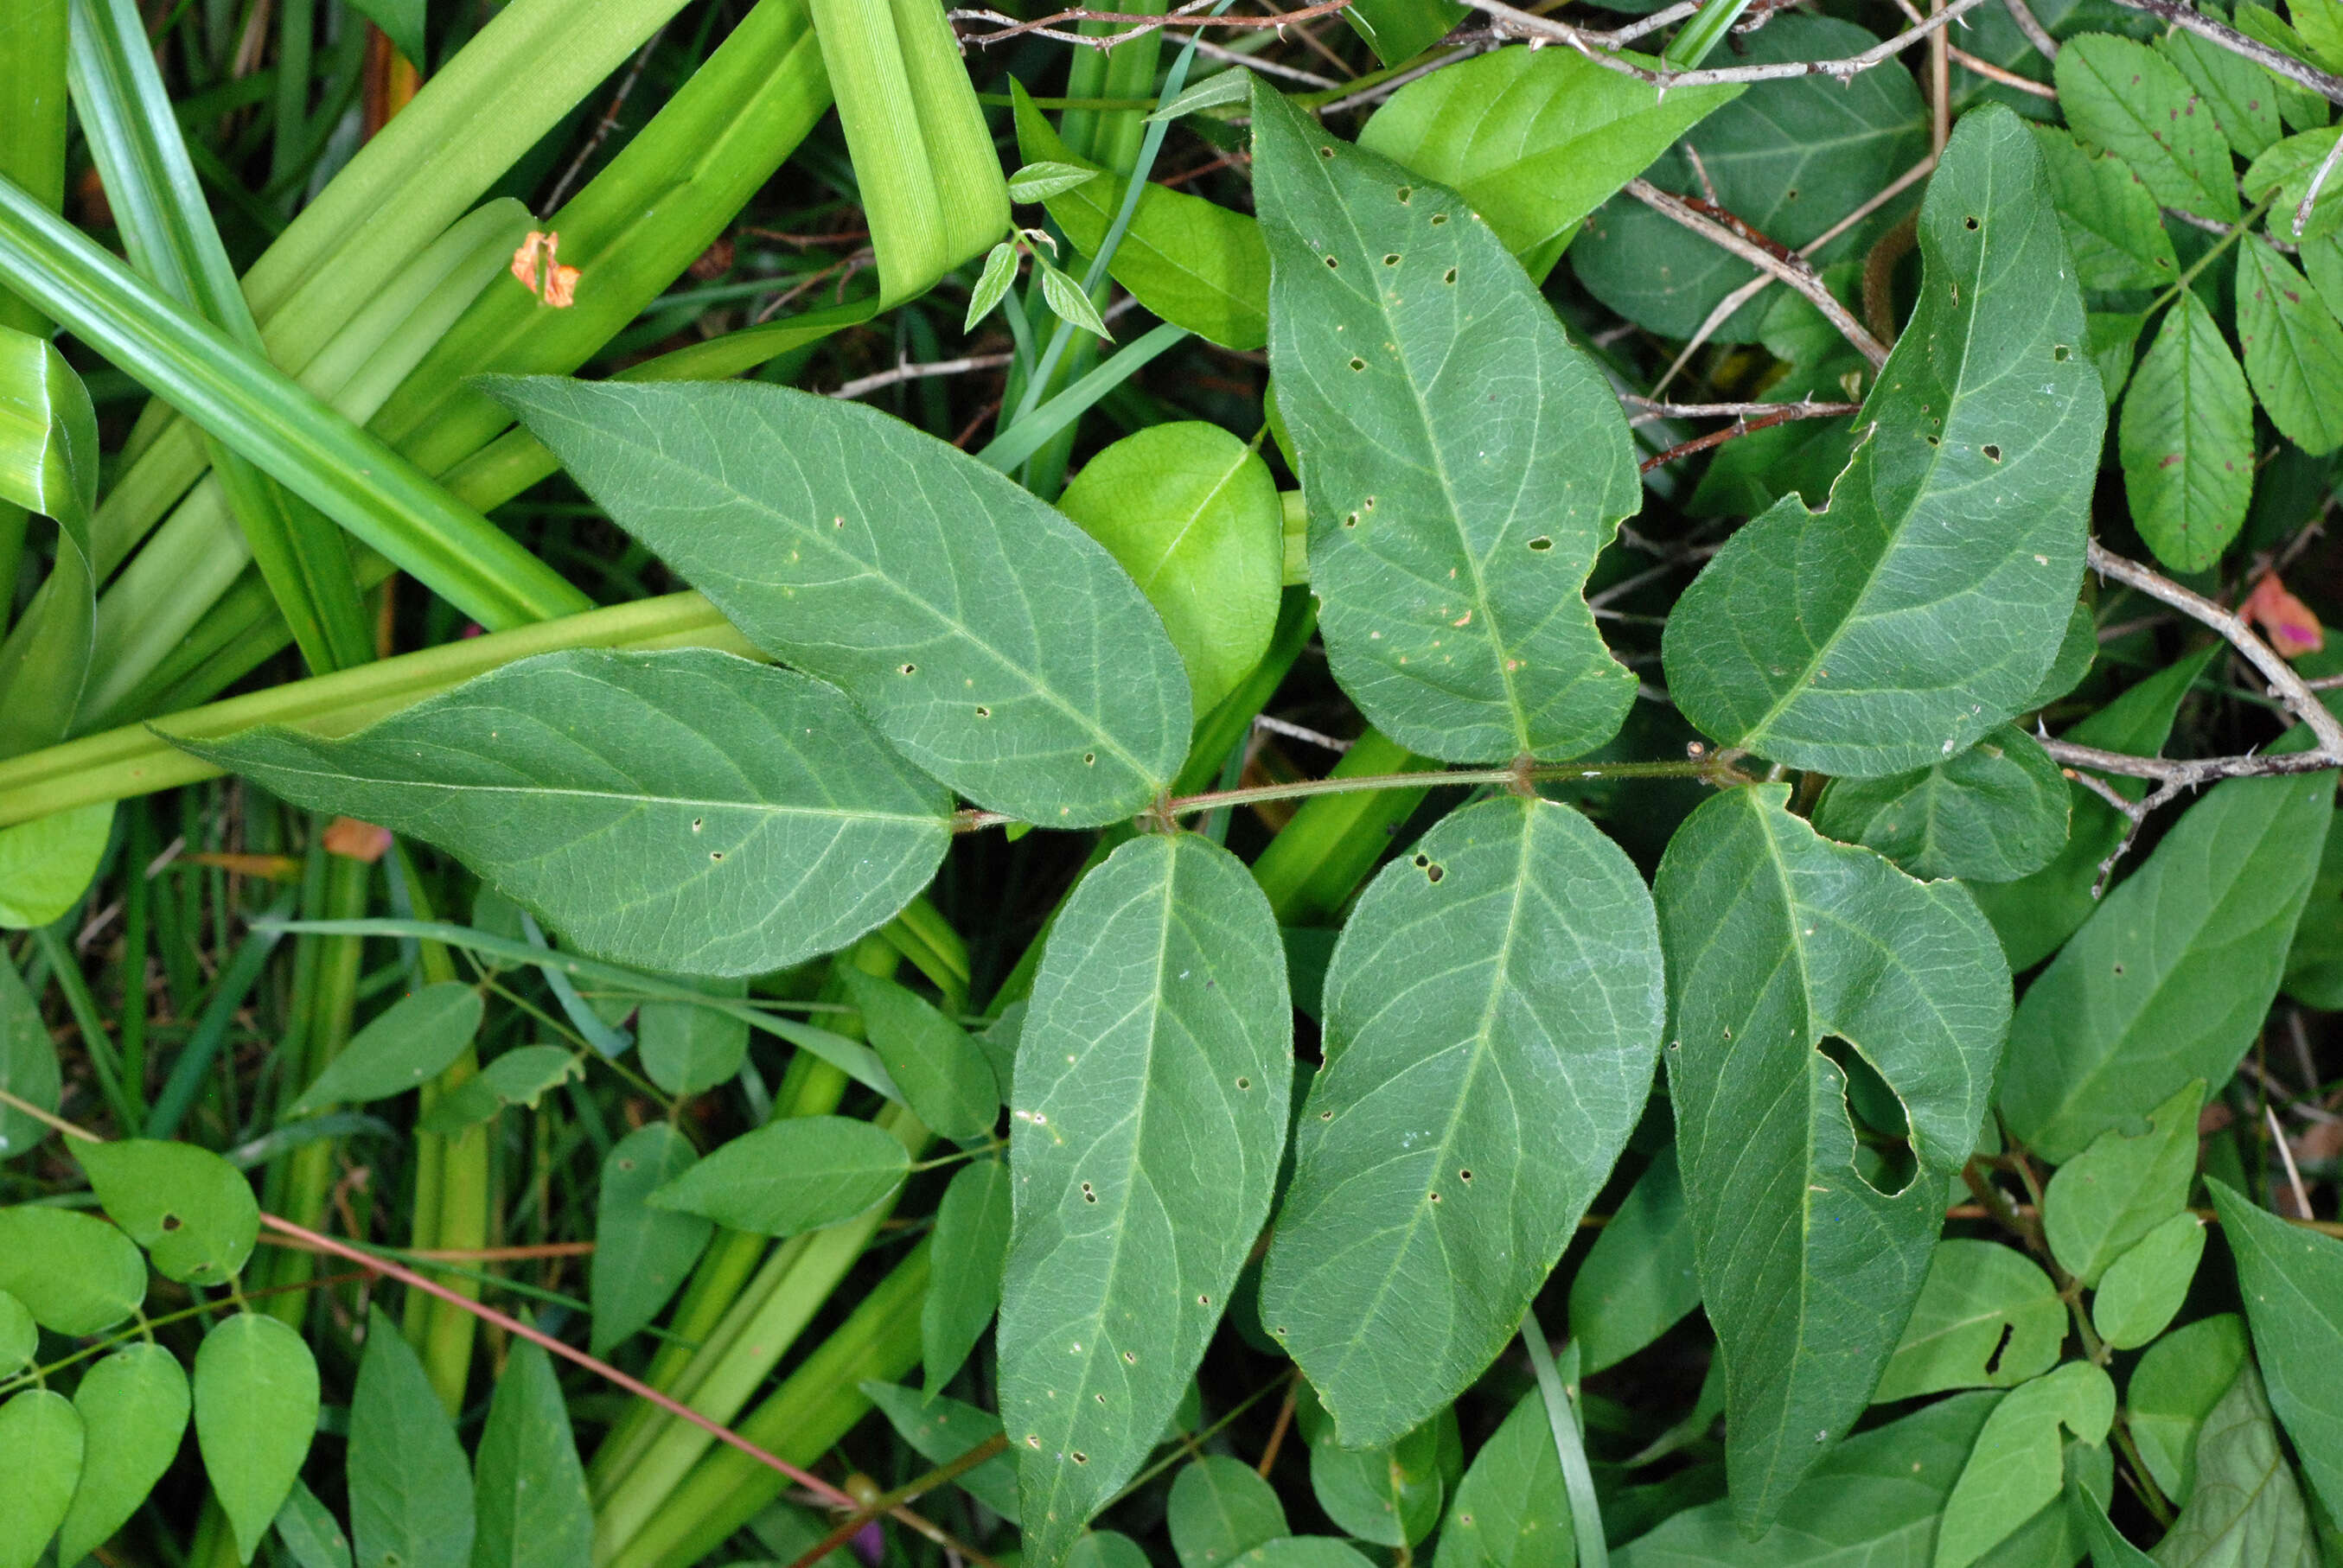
649;1115;910;1238
182;649;955;978
1260;794;1664;1445
2236;233;2343;456
414;1047;579;1138
2056;35;2241;221
471;1343;594;1568
1433;1390;1571;1568
2158;27;2284;158
57;1344;189;1566
2041;1080;2204;1286
2000;770;2333;1162
2026;124;2177;295
0;954;59;1162
1253;80;1640;765
1568;1142;1700;1377
1874;1240;2065;1404
350;1306;473;1568
1168;1456;1289;1568
591;1124;712;1355
1653;784;2009;1531
0;1389;82;1568
2119;289;2256;575
1811;724;2071;883
2129;1315;2252;1504
2150;1361;2317;1566
2210;1181;2343;1523
2244;128;2343;242
1935;1361;2115;1568
1056;422;1283;717
999;833;1292;1568
843;969;1000;1146
482;379;1191;830
290;983;482;1114
863;1381;1022;1522
0;1206;147;1335
924;1158;1011;1395
1662;105;2101;778
1357;45;1740;273
2091;1211;2205;1350
194;1312;320;1564
73;1138;258;1286
0;802;113;930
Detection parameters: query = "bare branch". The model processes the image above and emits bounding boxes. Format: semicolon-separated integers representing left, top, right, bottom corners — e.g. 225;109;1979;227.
2040;737;2339;786
1455;0;1991;86
2099;0;2343;105
2002;0;2060;59
952;0;1354;48
1626;179;1892;367
1637;400;1864;471
2295;130;2343;239
1625;394;1863;423
830;353;1015;400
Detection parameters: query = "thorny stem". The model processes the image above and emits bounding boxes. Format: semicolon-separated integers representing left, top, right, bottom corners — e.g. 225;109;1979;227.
1457;0;1990;87
2103;0;2343;105
1626;180;1892;368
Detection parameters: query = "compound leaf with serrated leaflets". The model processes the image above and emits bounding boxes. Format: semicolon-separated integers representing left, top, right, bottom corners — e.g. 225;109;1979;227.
57;1344;188;1566
2119;291;2256;574
2210;1181;2343;1524
2029;125;2180;292
1662;106;2101;778
351;1306;472;1568
2237;234;2343;456
486;377;1191;825
1254;80;1639;765
591;1124;711;1354
1812;725;2071;883
181;650;955;977
1653;784;2008;1531
2057;35;2240;220
1874;1240;2065;1404
1261;795;1663;1445
195;1313;319;1564
999;833;1291;1568
2000;771;2333;1161
472;1342;593;1568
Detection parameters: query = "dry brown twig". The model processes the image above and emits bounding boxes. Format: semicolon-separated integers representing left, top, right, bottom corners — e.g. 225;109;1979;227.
1625;179;1893;367
949;0;1353;48
1455;0;1991;86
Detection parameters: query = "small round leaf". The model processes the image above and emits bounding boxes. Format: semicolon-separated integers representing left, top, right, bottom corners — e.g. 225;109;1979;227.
75;1139;259;1285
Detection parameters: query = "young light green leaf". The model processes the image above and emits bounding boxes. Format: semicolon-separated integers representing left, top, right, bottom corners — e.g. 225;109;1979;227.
637;976;749;1099
74;1138;259;1286
1168;1456;1290;1568
1057;422;1283;717
2244;127;2343;241
1261;794;1663;1444
2027;125;2180;291
2148;1361;2318;1565
1612;1392;1999;1565
1874;1240;2065;1404
291;982;483;1114
1254;81;1640;765
0;955;58;1160
1000;833;1292;1568
2210;1180;2343;1522
1036;253;1115;341
2237;3;2333;131
472;1342;593;1568
2041;1080;2204;1284
1146;70;1252;123
2056;35;2241;220
2158;28;2283;158
591;1124;712;1355
1569;1143;1699;1377
924;1157;1011;1394
1663;106;2100;778
1010;161;1103;201
1935;1362;2116;1568
2091;309;2148;404
0;1206;147;1335
2129;1315;2252;1504
842;970;999;1145
416;1046;581;1137
0;324;99;759
351;1306;473;1568
58;1343;189;1566
2120;292;2257;574
2000;769;2333;1161
1357;46;1740;273
0;1389;82;1568
1433;1391;1571;1568
2296;0;2343;69
187;650;953;978
1812;725;2071;883
1012;86;1269;351
1969;648;2215;970
194;1312;320;1564
649;1114;910;1237
274;1481;353;1568
861;1381;1021;1521
1653;784;2009;1530
2236;233;2343;456
1300;1393;1449;1548
0;1291;28;1376
0;801;112;928
966;241;1019;332
484;380;1191;828
2091;1212;2206;1350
